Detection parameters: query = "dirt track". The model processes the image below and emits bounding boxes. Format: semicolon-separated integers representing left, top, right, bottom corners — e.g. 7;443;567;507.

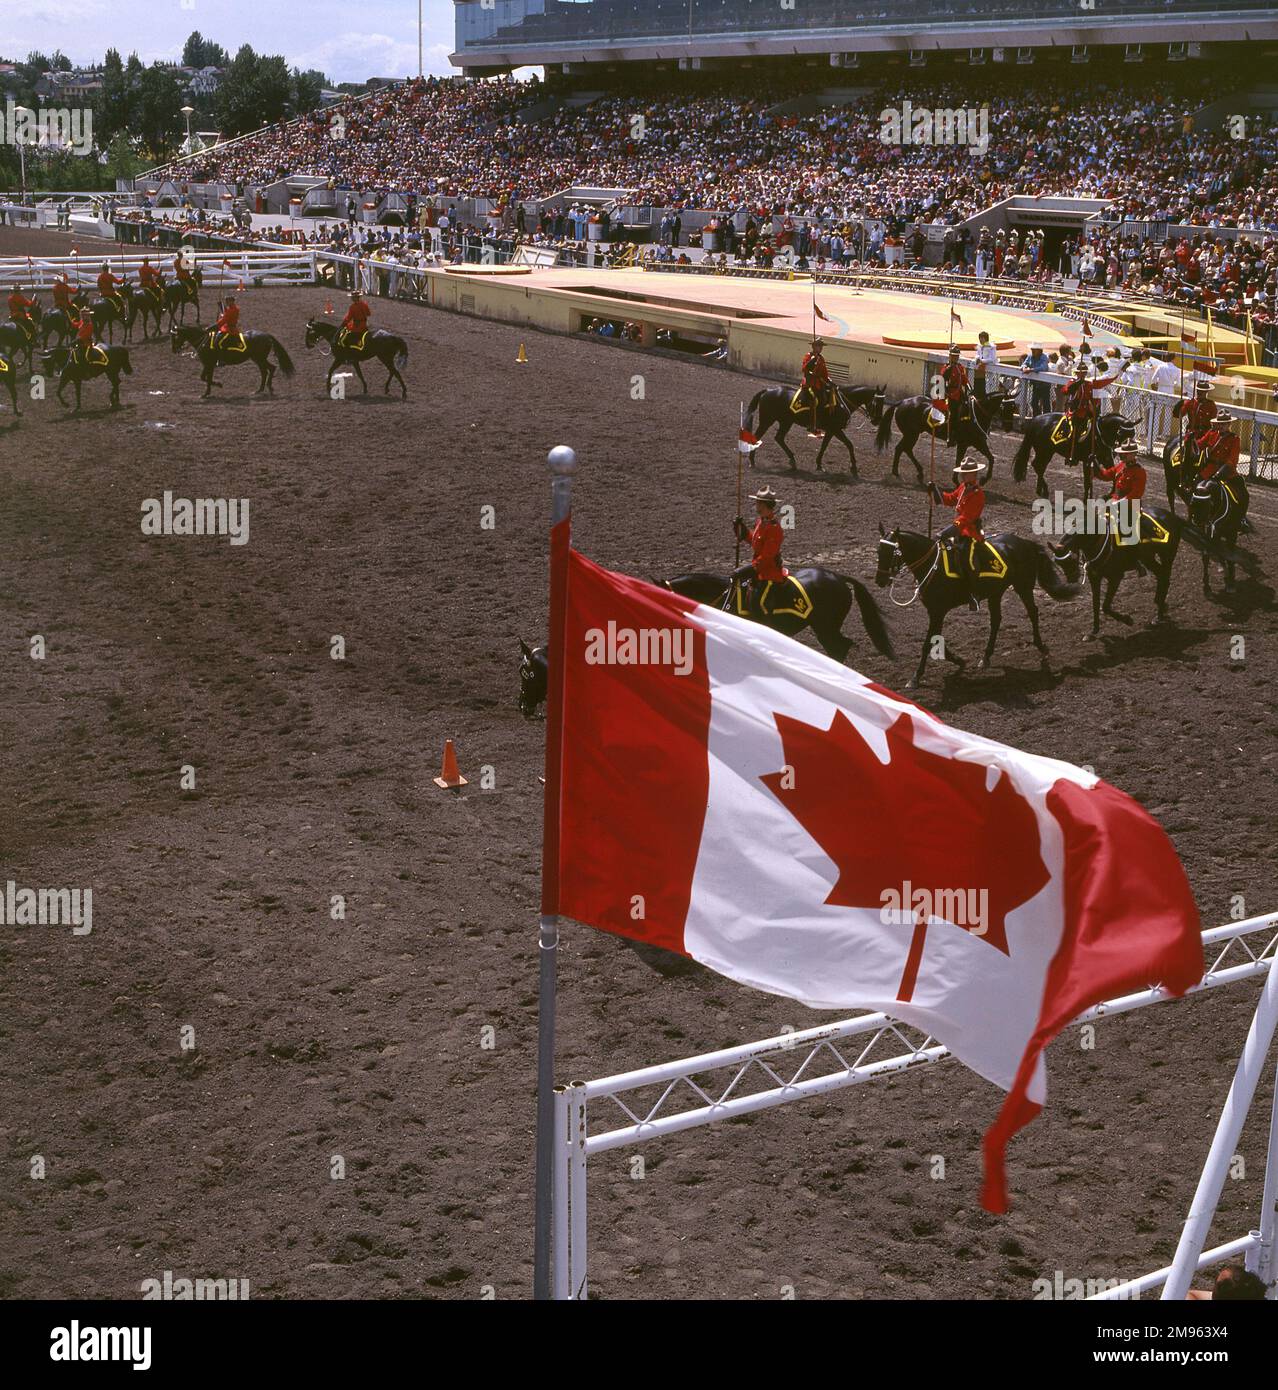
1;225;1276;1301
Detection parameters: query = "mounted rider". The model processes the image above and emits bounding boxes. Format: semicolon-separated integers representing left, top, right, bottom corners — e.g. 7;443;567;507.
1095;438;1148;546
929;459;990;610
213;295;246;353
935;344;973;441
793;336;835;430
7;285;37;340
1195;407;1241;482
52;270;78;315
71;309;105;368
173;251;196;301
97;262;125;313
1173;379;1217;466
338;290;371;350
1060;358;1118;453
730;485;789;618
137;256;164;301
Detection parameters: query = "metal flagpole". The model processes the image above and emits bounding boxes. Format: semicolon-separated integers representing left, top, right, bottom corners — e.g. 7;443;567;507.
534;444;577;1300
735;403;745;567
1162;957;1278;1300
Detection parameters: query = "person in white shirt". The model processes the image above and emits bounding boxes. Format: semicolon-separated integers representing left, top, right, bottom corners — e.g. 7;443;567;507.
1149;352;1182;442
974;330;999;396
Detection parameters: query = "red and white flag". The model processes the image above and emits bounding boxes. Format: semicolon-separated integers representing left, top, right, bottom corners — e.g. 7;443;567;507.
738;428;761;453
814;301;832;322
542;535;1203;1211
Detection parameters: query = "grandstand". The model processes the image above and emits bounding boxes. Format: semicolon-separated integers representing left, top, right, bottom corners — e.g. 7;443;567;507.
453;0;1278;72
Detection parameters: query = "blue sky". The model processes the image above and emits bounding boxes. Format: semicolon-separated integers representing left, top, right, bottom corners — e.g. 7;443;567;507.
0;0;461;84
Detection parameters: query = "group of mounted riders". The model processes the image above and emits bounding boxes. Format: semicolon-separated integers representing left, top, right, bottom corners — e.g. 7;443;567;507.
680;332;1254;691
1;247;404;410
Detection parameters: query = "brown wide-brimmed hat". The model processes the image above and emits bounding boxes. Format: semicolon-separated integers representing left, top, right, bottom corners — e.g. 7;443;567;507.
748;485;781;507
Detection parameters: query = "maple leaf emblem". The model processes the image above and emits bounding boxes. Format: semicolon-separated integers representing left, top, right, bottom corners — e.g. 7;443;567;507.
760;709;1050;999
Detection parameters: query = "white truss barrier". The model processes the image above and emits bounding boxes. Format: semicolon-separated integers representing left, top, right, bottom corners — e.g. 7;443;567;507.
551;912;1278;1301
0;249;315;291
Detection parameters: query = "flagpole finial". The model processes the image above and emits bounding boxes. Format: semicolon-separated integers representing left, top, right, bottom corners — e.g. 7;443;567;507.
547;445;578;476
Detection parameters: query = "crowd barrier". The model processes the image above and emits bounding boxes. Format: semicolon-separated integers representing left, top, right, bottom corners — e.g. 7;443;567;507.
551;913;1278;1300
0;248;316;291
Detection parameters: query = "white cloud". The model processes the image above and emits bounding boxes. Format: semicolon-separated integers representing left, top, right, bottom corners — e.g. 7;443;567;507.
290;32;453;84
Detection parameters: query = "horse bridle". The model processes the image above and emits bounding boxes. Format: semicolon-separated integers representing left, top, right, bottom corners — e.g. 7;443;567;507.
881;535;940;607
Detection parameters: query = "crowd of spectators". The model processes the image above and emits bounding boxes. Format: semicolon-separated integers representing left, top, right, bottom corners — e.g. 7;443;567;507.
168;64;1278;231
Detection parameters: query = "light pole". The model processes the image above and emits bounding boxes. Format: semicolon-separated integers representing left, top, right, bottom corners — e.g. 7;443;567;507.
13;105;31;204
418;0;423;78
180;105;194;155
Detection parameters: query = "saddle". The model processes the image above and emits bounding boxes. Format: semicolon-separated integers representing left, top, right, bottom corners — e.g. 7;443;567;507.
730;575;814;622
790;384;834;415
940;537;1007;581
12;317;34;342
1050;414;1092;449
339;329;368;351
77;344;109;367
212;330;247;353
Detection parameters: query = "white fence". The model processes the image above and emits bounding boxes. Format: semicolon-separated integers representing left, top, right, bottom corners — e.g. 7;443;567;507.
0;249;316;291
551;912;1278;1300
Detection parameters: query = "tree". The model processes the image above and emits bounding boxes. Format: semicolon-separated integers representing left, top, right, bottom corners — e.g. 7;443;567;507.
95;49;128;146
136;65;183;160
292;68;326;117
182;31;229;70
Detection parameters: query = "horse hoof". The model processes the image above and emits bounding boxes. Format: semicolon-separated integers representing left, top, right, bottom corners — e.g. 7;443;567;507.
1084;631;1100;642
976;658;990;671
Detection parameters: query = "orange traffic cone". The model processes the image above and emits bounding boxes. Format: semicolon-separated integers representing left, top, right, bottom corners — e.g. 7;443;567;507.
433;739;468;789
325;300;333;315
516;342;528;364
237;279;245;292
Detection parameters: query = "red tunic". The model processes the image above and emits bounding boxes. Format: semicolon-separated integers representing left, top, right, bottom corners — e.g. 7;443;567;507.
74;316;93;345
1197;429;1240;475
97;269;123;295
1175;397;1216;433
942;361;968;402
941;481;985;538
1063;373;1118;419
1095;459;1147;501
53;279;75;309
749;516;788;582
138;263;161;289
174;257;192;282
8;290;35;318
801;351;830;389
216;303;240;334
342;300;371;334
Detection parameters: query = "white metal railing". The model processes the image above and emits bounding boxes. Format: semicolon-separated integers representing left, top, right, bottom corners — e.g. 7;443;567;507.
921;356;1278;483
552;912;1278;1300
0;248;315;290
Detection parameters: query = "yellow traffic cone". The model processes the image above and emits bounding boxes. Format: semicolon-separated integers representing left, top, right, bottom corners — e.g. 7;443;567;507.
516;342;528;364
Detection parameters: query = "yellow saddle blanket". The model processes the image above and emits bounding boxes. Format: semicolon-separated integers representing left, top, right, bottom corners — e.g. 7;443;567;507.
940;539;1007;581
733;575;814;621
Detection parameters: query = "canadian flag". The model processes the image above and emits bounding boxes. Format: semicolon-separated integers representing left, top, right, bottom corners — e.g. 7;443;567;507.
542;531;1204;1212
738;428;761;453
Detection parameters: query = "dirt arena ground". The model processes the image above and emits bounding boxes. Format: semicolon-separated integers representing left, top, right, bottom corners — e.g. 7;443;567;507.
1;225;1276;1301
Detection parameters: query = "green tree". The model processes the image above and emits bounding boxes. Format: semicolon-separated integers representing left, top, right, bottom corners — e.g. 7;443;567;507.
292;67;326;116
136;65;183;159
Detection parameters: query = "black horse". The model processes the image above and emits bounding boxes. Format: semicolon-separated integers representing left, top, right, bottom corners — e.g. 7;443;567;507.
0;349;20;416
1012;411;1136;499
875;388;1016;481
304;319;409;399
518;640;549;717
1184;474;1252;594
1053;506;1182;636
743;383;884;473
42;345;133;412
85;292;132;344
41;304;86;350
662;568;894;663
0;317;38;372
875;524;1080;688
164;268;204;330
127;281;166;342
172;323;296;397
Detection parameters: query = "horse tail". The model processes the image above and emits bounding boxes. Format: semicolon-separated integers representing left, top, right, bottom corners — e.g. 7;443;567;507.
875;404;896;452
745;389;766;435
838;574;895;659
1035;545;1081;601
270;336;296;377
395;338;408;367
1012;428;1034;483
